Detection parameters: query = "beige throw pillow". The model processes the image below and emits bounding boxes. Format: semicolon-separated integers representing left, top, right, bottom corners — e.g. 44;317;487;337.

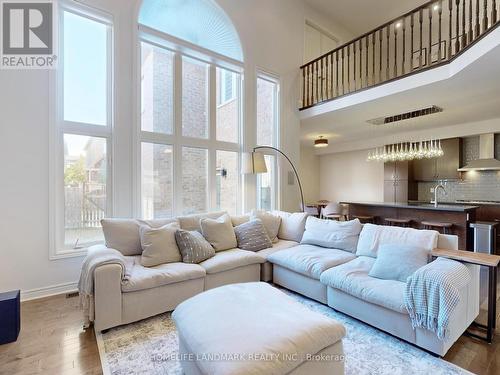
200;214;237;251
139;223;181;267
250;210;281;243
101;218;178;256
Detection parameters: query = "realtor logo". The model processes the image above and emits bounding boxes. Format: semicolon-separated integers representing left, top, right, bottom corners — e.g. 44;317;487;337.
1;0;57;69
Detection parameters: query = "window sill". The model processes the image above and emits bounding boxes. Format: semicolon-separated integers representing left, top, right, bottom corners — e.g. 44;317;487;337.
50;248;89;260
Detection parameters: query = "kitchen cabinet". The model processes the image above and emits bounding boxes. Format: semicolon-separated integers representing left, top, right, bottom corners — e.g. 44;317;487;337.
384;161;411;203
412;138;463;181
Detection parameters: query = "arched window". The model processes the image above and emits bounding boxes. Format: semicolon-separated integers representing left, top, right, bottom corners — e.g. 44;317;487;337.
139;0;243;62
137;0;244;218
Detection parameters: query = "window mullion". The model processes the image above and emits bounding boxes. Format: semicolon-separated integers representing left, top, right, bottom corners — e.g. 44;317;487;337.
173;52;183;216
209;64;217;211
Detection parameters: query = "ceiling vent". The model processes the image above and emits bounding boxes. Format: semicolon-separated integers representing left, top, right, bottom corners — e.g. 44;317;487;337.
367;105;443;126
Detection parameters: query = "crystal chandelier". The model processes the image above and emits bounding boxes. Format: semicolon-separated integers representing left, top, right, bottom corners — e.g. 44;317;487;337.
367;139;444;162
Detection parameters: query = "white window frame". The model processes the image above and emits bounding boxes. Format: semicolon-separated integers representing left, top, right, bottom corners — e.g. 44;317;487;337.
49;1;114;259
135;26;244;218
256;71;281;211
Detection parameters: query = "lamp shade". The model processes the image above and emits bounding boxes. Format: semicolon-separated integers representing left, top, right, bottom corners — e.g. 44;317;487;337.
242;152;268;174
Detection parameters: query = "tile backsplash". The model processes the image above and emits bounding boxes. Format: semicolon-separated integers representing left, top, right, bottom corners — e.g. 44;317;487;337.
418;135;500;202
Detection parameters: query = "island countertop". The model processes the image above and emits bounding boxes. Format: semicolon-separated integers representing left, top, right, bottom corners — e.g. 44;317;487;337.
341;201;479;212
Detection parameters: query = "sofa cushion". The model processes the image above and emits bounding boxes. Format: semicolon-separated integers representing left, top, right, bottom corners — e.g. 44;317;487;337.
122;260;206;292
200;214;237;251
271;211;309;242
177;211;227;232
234;219;272;252
301;217;361;252
101;218;178;256
267;244;356;280
320;257;407;314
250;210;281;243
199;249;265;274
175;230;215;264
256;239;299;260
356;224;439;258
139;223;181;267
369;244;429;282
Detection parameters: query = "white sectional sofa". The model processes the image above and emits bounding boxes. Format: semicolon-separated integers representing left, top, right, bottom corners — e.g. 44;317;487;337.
89;211;300;332
86;210;479;357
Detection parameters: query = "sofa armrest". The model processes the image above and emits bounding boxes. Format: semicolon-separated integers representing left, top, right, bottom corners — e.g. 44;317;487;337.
94;263;123;332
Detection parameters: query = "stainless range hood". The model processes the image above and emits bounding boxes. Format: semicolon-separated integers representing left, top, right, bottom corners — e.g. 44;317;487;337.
458;133;500;171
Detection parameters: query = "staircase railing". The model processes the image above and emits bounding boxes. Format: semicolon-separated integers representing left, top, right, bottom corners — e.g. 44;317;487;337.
300;0;499;110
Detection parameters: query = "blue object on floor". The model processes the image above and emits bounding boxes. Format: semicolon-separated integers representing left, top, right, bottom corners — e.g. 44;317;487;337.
0;290;20;344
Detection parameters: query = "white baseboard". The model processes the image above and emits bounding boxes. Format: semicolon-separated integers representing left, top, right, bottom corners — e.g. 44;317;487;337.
21;281;78;302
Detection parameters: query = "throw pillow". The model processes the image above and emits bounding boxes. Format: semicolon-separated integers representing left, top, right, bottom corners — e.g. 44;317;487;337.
200;214;237;251
139;223;181;267
101;218;178;256
301;217;362;252
234;219;273;252
177;211;227;232
250;210;281;243
271;211;309;242
175;229;215;264
368;244;429;282
230;214;250;227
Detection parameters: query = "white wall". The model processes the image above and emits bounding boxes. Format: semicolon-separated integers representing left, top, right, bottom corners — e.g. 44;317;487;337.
300;145;320;203
319;149;384;203
0;0;349;298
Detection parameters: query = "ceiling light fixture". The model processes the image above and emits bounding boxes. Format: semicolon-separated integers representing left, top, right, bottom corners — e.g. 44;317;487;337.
314;136;328;148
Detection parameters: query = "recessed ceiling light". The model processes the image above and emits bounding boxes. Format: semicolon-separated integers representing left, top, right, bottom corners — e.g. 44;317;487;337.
433;4;440;10
314;136;328;148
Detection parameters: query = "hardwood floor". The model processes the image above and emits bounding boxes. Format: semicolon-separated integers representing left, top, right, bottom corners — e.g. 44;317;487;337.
0;294;101;375
0;292;498;375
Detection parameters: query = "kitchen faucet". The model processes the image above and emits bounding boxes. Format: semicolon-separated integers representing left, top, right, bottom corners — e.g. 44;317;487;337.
431;182;447;207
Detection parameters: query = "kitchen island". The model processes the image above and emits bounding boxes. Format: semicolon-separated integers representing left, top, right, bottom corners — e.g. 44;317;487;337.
342;201;479;250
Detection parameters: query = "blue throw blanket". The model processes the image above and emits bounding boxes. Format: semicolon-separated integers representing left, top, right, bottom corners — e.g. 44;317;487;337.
404;257;470;340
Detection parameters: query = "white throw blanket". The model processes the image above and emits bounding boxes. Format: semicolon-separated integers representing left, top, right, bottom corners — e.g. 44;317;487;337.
404;257;470;340
78;245;134;328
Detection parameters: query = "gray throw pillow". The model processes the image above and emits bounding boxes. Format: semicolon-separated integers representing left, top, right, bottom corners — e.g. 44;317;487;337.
175;229;215;264
234;219;273;252
368;244;429;283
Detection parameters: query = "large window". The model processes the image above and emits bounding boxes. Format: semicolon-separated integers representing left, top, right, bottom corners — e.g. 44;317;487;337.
52;4;113;257
256;73;280;210
139;38;242;219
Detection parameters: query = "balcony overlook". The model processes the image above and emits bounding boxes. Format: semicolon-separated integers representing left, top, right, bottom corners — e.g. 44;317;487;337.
300;0;500;111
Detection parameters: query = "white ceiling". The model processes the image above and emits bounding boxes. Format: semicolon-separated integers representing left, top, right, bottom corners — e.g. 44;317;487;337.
304;0;425;35
300;36;500;151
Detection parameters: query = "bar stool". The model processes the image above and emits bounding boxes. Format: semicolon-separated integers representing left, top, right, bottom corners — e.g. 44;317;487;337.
421;221;453;234
350;215;375;224
384;218;411;227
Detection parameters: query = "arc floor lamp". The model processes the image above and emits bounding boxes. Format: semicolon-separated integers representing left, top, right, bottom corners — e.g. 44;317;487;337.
242;146;305;212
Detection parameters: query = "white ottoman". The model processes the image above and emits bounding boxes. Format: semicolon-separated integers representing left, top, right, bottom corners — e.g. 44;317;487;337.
172;282;345;375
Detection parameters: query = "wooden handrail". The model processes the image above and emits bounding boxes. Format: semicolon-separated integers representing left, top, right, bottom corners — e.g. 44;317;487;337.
300;0;500;110
300;0;440;69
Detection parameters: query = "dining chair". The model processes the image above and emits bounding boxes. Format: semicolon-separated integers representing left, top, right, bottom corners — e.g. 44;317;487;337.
321;202;347;221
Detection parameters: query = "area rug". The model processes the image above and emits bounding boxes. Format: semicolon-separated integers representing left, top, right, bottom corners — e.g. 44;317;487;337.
96;288;472;375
